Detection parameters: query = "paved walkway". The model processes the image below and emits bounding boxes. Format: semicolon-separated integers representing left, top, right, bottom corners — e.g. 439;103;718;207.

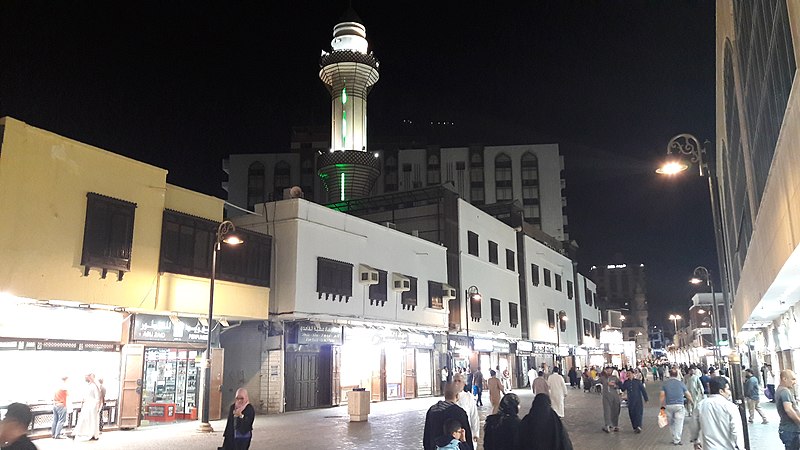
33;380;782;449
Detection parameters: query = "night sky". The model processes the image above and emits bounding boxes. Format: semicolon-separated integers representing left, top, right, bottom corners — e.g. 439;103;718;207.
0;1;716;331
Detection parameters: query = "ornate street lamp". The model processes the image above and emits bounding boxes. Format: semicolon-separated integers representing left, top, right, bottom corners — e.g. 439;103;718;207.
668;314;682;334
198;220;242;433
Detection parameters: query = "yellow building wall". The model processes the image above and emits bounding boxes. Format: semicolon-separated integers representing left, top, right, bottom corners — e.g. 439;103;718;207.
156;273;269;320
0;117;268;320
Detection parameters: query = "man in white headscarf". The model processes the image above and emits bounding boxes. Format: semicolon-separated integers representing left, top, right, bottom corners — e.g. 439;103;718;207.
72;373;100;441
547;367;568;417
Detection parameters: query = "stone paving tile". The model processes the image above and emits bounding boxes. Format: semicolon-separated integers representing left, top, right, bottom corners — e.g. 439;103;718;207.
33;381;782;450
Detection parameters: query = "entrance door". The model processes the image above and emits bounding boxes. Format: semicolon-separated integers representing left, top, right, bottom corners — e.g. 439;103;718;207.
209;348;224;420
119;344;144;429
286;350;332;411
371;349;385;402
404;348;416;399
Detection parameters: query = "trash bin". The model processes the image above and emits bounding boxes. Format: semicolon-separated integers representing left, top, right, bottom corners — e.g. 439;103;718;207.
347;388;370;422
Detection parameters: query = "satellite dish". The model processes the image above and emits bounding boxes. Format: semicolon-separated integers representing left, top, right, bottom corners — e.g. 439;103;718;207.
288;186;304;199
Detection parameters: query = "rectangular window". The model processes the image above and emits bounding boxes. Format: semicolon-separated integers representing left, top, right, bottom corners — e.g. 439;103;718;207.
490;298;501;326
584;319;591;336
531;264;540;286
567;280;574;299
489;241;498;264
506;249;515;270
547;308;556;329
555;274;562;291
369;270;388;306
509;302;519;328
543;268;552;287
428;280;444;310
470;188;485;204
401;276;418;310
81;193;137;279
467;231;479;256
317;257;353;301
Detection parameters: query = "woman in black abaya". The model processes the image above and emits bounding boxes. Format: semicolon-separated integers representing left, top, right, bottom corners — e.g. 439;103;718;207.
515;393;574;450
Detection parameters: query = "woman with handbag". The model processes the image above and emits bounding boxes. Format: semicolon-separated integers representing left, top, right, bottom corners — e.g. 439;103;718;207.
220;388;255;450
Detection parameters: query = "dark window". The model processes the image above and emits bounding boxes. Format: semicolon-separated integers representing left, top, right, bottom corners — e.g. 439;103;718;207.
531;264;540;286
467;231;479;256
593;292;597;307
489;241;498;264
559;310;567;332
567;280;574;299
402;164;412;172
317;257;352;301
543;268;552;287
274;161;291;200
584;319;591;336
585;287;592;305
247;162;265;210
505;249;515;270
547;308;556;329
401;276;418;310
456;161;466;170
369;270;388;306
495;153;512;201
509;302;519;328
428;280;444;310
81;193;136;279
491;298;501;326
555;274;562;291
160;210;272;287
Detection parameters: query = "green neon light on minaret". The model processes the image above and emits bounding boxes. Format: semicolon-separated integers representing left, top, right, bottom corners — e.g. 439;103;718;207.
340;172;345;201
342;86;347;148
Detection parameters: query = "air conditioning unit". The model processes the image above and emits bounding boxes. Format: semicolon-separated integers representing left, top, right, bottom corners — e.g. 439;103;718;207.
442;284;456;301
392;273;411;292
384;222;397;230
358;264;379;286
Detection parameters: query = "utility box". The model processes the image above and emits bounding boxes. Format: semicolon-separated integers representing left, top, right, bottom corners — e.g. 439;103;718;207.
347;389;370;422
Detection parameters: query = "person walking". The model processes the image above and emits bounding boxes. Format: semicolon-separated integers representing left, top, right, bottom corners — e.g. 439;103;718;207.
220;388;255;450
472;368;484;407
660;367;693;446
516;393;574;450
501;367;512;392
685;367;704;417
71;373;100;441
483;393;521;450
51;376;68;439
423;383;474;450
452;373;480;447
567;367;579;389
0;403;38;450
96;378;106;432
764;364;776;402
487;370;505;414
744;368;768;424
547;367;568;418
599;365;622;433
441;367;449;396
622;369;648;433
532;371;550;396
776;369;800;450
688;377;744;450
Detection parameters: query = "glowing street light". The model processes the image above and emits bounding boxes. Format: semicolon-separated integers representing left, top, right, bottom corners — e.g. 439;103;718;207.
668;314;682;333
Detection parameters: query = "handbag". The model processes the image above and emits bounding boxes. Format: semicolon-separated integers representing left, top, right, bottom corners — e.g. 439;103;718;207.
765;387;774;400
234;429;252;440
658;409;669;428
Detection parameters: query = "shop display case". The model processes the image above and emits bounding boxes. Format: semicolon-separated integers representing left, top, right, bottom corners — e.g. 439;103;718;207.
142;348;200;421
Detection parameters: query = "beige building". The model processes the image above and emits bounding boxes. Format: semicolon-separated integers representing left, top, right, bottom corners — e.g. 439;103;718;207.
0;117;271;429
715;1;800;372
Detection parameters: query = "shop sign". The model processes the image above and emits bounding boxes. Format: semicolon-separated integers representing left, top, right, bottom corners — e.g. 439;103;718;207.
515;340;532;356
0;303;123;342
406;332;435;349
297;324;343;345
448;336;472;351
133;314;208;343
493;341;511;354
531;342;556;354
473;338;494;352
0;340;120;352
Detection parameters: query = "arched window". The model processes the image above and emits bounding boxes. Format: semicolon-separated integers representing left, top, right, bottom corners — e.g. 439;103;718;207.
247;162;265;210
274;161;291;199
495;153;512;201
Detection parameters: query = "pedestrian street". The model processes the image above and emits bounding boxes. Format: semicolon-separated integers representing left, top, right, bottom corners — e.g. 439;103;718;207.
32;379;782;450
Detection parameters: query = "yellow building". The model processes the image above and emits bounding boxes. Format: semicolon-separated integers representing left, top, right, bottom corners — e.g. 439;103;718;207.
0;117;270;429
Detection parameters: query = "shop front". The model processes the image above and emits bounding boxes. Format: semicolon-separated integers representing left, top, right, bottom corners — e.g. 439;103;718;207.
514;341;533;387
529;341;557;375
284;322;339;411
118;313;222;428
472;338;513;386
0;301;124;432
448;335;474;375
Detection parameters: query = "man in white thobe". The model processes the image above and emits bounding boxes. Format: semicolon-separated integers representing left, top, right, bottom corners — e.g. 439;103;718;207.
72;373;100;441
547;367;568;417
453;372;480;445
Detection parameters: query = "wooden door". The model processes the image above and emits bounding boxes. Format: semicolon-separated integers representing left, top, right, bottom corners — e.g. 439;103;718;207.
404;348;416;399
331;345;341;406
209;348;224;420
118;344;144;429
285;352;320;411
372;349;385;402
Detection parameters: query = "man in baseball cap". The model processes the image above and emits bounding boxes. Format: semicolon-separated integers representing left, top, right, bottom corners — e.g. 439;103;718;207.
0;402;37;449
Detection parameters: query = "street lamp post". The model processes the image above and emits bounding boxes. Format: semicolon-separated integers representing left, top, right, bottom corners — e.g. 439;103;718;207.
691;266;722;363
465;286;481;361
658;133;748;449
669;314;682;334
555;311;568;368
198;220;242;433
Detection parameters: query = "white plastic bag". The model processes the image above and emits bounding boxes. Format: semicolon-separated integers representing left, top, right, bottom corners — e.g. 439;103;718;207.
658;409;669;428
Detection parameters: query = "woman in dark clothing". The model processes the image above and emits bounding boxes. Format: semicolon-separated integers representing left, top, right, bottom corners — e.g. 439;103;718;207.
515;393;573;450
621;369;648;433
567;367;579;388
483;393;521;450
220;388;255;450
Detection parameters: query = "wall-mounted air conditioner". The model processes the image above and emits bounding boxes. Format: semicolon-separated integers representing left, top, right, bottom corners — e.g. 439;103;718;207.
442;284;456;301
392;273;411;292
358;264;379;285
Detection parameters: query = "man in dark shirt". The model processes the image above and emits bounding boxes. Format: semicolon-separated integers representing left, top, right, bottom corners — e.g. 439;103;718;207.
0;403;37;450
776;369;800;450
423;383;474;450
